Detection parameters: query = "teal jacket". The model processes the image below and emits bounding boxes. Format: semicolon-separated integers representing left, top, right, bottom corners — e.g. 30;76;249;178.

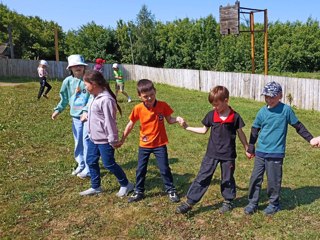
54;76;90;118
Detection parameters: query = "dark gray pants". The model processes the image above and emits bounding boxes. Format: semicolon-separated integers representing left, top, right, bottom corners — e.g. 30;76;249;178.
247;156;283;206
186;155;236;205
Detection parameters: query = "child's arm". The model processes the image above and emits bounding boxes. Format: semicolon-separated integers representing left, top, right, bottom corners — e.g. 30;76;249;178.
246;127;260;155
121;120;135;143
237;128;249;151
182;120;208;134
291;121;314;144
165;115;184;125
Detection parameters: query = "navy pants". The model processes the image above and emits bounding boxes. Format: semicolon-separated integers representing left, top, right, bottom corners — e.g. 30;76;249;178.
247;156;283;206
37;77;52;99
135;145;176;193
186;155;236;205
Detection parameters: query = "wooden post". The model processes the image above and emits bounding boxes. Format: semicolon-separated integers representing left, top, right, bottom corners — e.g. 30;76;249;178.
8;25;14;59
264;9;268;75
250;12;255;74
54;27;59;62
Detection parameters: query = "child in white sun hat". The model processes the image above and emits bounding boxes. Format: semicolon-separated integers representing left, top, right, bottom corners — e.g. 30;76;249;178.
37;60;52;99
51;54;91;179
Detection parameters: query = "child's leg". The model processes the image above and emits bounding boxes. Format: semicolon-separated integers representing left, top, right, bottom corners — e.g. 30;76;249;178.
135;147;151;193
186;156;219;205
44;81;52;95
153;145;175;192
265;158;283;206
220;160;236;201
80;122;90;176
86;139;102;188
72;118;86;173
37;78;45;99
99;143;129;187
247;156;266;206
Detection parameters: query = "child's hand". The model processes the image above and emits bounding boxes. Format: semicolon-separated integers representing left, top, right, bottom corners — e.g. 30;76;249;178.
112;140;123;149
310;136;320;147
51;111;59;120
80;112;88;122
246;152;255;159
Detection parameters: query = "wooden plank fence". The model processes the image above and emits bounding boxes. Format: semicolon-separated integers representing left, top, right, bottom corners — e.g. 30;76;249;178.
0;58;319;111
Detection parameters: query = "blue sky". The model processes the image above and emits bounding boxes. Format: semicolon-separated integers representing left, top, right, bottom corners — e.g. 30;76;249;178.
1;0;319;31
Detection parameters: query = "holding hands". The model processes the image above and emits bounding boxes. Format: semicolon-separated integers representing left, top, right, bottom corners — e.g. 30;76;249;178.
310;136;320;147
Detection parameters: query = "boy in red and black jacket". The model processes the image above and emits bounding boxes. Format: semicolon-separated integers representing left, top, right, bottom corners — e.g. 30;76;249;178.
176;85;249;214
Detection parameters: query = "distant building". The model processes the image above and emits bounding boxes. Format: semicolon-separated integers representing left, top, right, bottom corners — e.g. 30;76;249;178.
0;43;11;58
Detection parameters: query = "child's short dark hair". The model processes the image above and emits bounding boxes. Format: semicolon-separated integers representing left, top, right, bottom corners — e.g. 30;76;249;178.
208;85;229;103
137;79;155;95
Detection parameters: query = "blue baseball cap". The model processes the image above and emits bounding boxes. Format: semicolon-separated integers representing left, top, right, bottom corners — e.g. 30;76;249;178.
261;81;282;97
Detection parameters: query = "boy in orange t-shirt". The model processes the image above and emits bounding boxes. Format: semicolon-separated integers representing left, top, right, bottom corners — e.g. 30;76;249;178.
121;79;184;203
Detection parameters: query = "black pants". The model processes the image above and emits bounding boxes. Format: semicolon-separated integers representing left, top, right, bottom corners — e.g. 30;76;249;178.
186;155;236;205
37;77;52;99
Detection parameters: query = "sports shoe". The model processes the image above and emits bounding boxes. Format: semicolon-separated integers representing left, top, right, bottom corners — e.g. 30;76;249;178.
168;191;180;203
116;182;134;197
128;191;144;203
219;200;233;214
77;172;91;179
79;187;103;196
176;202;192;214
127;97;132;103
43;94;49;99
263;204;280;215
72;167;83;176
244;204;258;215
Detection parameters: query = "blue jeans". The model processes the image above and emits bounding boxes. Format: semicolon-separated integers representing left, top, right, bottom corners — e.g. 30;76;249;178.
135;145;176;193
72;118;89;174
86;139;129;189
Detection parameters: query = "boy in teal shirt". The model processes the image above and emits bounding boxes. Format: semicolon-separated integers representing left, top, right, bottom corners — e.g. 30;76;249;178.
245;81;318;215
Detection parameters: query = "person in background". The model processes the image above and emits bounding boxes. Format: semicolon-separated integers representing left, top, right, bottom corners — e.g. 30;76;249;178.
37;60;52;100
112;63;132;102
51;54;91;179
93;58;105;74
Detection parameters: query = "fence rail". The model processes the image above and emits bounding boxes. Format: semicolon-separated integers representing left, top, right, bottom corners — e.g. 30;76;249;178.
0;59;319;111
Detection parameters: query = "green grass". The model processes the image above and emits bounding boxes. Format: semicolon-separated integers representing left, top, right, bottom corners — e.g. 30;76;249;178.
0;79;320;239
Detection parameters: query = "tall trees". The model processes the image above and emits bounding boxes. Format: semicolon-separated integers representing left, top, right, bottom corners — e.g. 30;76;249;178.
1;3;320;73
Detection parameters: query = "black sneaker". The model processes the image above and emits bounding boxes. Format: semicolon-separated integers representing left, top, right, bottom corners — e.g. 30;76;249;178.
176;202;192;214
128;191;144;203
219;201;233;214
168;191;180;203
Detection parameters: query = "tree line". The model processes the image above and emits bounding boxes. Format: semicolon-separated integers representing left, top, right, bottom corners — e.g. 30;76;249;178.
1;4;320;73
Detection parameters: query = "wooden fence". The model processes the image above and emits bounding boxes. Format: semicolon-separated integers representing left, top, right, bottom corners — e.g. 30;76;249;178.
0;58;319;111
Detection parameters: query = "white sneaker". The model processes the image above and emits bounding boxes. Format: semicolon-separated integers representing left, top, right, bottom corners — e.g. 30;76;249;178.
116;182;134;197
79;187;103;196
77;172;91;179
72;167;83;176
127;97;132;103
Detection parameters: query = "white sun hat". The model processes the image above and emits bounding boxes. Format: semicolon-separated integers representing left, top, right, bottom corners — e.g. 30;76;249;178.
40;60;48;66
112;63;118;68
66;54;88;69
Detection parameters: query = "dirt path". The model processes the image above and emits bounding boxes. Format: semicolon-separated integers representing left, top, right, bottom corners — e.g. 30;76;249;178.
0;82;25;86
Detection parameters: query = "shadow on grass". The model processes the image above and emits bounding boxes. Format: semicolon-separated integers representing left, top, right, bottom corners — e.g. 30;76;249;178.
190;185;320;215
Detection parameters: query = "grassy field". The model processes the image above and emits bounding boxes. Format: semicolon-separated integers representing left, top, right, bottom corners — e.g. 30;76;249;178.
0;79;319;240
